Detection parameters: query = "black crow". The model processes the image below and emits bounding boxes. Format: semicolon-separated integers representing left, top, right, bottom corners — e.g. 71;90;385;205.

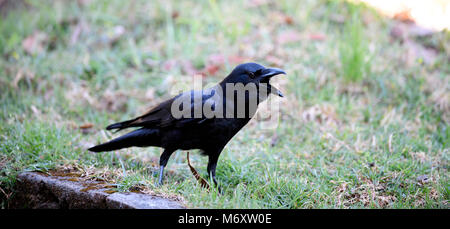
88;62;286;188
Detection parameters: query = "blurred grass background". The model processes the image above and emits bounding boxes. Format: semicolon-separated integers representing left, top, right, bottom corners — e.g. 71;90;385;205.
0;0;449;208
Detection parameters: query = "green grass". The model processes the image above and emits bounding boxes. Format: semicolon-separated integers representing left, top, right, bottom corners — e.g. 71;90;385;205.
338;6;370;82
0;0;449;208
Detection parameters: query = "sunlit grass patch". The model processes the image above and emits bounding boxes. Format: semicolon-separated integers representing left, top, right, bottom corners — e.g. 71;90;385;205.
338;7;371;82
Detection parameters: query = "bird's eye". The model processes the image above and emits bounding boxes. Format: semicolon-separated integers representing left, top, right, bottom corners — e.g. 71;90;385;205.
247;71;255;79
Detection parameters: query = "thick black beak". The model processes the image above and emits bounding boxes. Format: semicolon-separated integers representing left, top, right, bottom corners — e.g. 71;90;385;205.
260;67;286;97
261;67;286;79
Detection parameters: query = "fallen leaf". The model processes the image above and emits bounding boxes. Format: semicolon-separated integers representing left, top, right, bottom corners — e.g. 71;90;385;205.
277;30;302;45
199;54;249;76
228;55;248;64
265;55;283;67
390;23;434;42
145;88;155;100
407;24;434;37
79;123;94;135
208;54;226;65
180;60;198;76
390;24;406;42
284;15;294;25
302;104;339;127
246;0;270;8
308;33;326;41
30;105;41;117
12;70;23;88
417;175;430;185
98;25;125;46
100;90;128;112
171;11;179;19
70;20;89;46
205;64;221;76
394;10;415;23
12;69;35;88
22;31;48;55
77;0;91;6
79;123;94;129
409;151;428;163
187;152;210;190
404;39;438;65
162;59;177;72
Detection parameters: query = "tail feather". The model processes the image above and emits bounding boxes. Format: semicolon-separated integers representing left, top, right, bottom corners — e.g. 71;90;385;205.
88;128;159;152
106;118;139;131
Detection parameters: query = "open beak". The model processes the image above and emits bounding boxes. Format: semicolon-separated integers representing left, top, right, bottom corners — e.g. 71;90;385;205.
261;67;286;97
261;67;286;79
271;85;284;97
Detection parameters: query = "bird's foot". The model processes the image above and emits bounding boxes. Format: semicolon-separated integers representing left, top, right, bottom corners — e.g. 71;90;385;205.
155;180;163;187
216;186;223;195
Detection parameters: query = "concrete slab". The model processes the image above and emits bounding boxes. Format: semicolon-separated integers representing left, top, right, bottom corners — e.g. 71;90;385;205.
10;172;184;209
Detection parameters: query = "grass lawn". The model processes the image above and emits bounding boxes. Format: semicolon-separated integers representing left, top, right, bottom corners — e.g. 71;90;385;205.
0;0;448;208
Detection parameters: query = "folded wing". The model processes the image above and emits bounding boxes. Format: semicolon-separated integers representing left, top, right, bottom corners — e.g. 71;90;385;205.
106;90;217;131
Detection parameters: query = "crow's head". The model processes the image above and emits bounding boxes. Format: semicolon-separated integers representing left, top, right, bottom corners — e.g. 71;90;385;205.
221;62;286;97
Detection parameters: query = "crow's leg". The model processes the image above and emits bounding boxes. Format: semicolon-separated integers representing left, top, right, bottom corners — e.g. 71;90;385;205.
207;154;222;193
157;166;164;185
157;149;175;185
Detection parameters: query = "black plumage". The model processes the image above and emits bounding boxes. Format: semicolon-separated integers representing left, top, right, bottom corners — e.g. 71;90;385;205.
89;63;286;188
